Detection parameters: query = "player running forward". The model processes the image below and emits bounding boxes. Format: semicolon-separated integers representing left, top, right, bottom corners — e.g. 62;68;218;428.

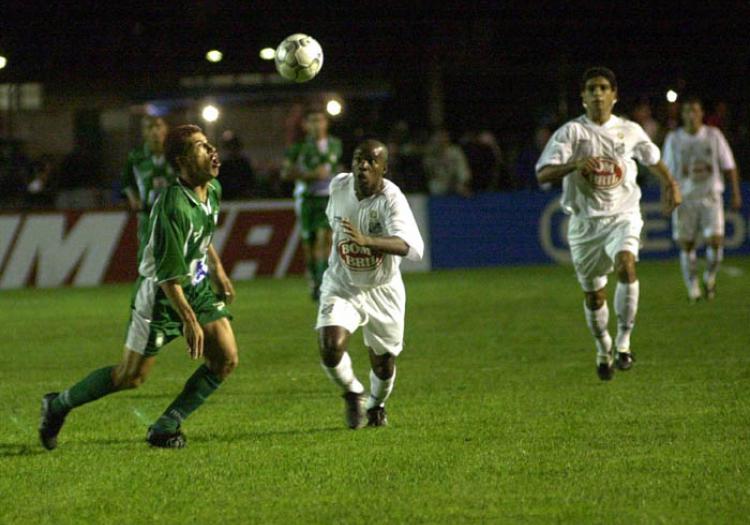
39;125;239;449
317;139;423;428
662;96;742;302
536;67;681;381
282;108;343;301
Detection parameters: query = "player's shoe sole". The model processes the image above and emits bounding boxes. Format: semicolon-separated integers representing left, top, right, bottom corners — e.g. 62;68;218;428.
39;392;68;451
615;351;635;371
146;426;187;448
342;391;366;429
366;406;388;427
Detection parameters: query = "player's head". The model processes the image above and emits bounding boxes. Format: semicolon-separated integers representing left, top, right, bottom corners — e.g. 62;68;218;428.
165;124;220;184
352;139;388;198
680;96;704;131
580;67;618;118
304;108;328;138
141;116;168;153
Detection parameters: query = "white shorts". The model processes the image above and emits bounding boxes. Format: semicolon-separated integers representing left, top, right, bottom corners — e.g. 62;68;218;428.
315;275;406;356
568;213;643;292
672;196;724;242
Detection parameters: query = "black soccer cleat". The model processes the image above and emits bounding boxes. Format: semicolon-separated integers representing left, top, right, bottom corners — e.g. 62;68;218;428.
367;406;388;427
596;360;614;381
342;391;366;429
616;351;635;371
39;392;69;451
146;426;187;449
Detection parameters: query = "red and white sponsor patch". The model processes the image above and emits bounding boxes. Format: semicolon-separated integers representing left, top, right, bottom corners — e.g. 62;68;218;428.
585;157;624;189
337;240;383;271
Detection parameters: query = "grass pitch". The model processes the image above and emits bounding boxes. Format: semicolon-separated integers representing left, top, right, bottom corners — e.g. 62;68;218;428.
1;258;749;524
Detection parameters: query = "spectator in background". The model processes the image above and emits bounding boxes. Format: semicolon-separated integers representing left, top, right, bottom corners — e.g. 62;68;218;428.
0;139;33;207
706;101;731;139
631;99;661;142
24;155;56;209
462;130;512;192
218;131;256;200
423;129;471;196
56;139;103;209
385;120;427;193
515;125;553;190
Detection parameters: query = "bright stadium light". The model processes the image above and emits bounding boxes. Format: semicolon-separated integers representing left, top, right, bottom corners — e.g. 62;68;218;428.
0;56;7;70
205;50;223;63
326;99;342;117
259;47;275;60
201;105;220;123
666;89;678;103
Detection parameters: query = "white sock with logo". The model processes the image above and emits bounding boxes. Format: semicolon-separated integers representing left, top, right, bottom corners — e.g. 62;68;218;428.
322;352;364;394
679;249;699;296
704;246;723;287
614;281;639;352
584;302;612;361
366;368;396;410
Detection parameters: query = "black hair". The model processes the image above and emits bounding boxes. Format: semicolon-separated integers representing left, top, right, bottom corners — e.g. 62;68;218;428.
580;67;618;92
165;124;203;169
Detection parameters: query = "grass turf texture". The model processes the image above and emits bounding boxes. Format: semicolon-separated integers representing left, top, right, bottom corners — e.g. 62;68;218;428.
1;258;749;524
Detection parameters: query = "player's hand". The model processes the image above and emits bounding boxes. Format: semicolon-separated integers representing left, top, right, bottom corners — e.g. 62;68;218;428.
183;320;204;360
576;157;600;177
662;180;682;216
731;193;743;211
341;218;368;246
211;268;235;304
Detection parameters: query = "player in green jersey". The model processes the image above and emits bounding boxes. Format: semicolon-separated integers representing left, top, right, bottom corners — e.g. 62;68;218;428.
40;125;239;449
282;108;343;301
122;116;177;259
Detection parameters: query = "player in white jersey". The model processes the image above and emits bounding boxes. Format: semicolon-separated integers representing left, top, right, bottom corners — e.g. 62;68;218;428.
662;97;742;302
536;67;682;381
316;139;424;428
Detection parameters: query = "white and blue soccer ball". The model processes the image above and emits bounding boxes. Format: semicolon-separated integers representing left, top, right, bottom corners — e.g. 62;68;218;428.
275;33;324;83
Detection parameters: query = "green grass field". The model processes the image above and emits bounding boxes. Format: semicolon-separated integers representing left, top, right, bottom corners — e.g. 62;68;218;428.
1;258;749;524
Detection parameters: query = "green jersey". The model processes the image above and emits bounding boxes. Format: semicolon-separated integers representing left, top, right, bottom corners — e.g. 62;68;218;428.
122;145;177;212
139;178;221;289
284;136;343;200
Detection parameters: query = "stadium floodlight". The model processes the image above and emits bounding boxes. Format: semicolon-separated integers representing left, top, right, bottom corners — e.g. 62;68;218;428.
259;48;275;60
326;99;342;117
201;104;220;123
666;89;678;103
205;50;223;63
0;56;7;70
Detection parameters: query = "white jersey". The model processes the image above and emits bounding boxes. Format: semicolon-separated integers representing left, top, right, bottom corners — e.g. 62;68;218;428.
536;115;661;218
325;173;424;289
662;125;735;201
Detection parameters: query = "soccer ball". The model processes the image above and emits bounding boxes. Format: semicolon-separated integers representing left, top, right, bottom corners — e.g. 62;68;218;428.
275;33;324;83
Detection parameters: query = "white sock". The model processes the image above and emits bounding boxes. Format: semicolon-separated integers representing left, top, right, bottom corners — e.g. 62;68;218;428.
321;352;364;394
704;246;723;286
366;368;396;410
614;281;639;351
583;302;612;359
679;249;698;296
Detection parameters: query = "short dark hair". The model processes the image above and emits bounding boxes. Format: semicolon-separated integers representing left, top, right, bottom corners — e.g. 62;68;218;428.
165;124;202;169
681;95;703;108
580;67;618;92
304;106;326;119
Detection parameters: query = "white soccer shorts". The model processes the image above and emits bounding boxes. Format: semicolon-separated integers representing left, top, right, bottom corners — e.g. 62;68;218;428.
672;197;724;242
568;213;643;292
315;276;406;356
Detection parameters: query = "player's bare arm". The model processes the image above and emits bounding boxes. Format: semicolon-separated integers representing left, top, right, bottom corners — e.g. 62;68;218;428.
725;168;742;210
341;218;409;256
160;279;204;359
647;161;682;215
207;244;235;304
537;157;599;184
123;187;143;211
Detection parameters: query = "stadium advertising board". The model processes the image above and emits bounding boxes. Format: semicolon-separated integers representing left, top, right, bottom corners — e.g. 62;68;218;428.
0;196;430;289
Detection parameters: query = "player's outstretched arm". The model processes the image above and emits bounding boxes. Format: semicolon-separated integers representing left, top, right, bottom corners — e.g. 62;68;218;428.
160;279;204;359
207;244;235;304
725;168;743;210
647;161;682;216
341;218;409;256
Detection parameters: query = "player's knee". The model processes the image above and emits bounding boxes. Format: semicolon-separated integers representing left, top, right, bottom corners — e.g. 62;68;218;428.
615;253;637;283
319;332;345;366
585;291;605;311
212;353;238;380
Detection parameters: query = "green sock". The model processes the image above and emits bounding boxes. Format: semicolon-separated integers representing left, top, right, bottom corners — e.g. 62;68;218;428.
314;260;328;287
306;259;317;284
152;365;222;433
51;366;116;415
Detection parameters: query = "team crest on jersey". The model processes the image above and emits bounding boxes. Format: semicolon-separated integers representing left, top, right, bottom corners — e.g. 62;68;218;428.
337;240;383;271
585;157;624;190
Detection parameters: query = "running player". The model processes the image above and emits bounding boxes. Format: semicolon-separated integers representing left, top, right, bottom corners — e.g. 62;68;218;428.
536;67;682;380
317;139;423;428
39;125;238;449
662;96;742;302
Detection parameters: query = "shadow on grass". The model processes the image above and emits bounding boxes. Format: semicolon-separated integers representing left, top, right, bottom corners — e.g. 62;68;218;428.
0;442;47;457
